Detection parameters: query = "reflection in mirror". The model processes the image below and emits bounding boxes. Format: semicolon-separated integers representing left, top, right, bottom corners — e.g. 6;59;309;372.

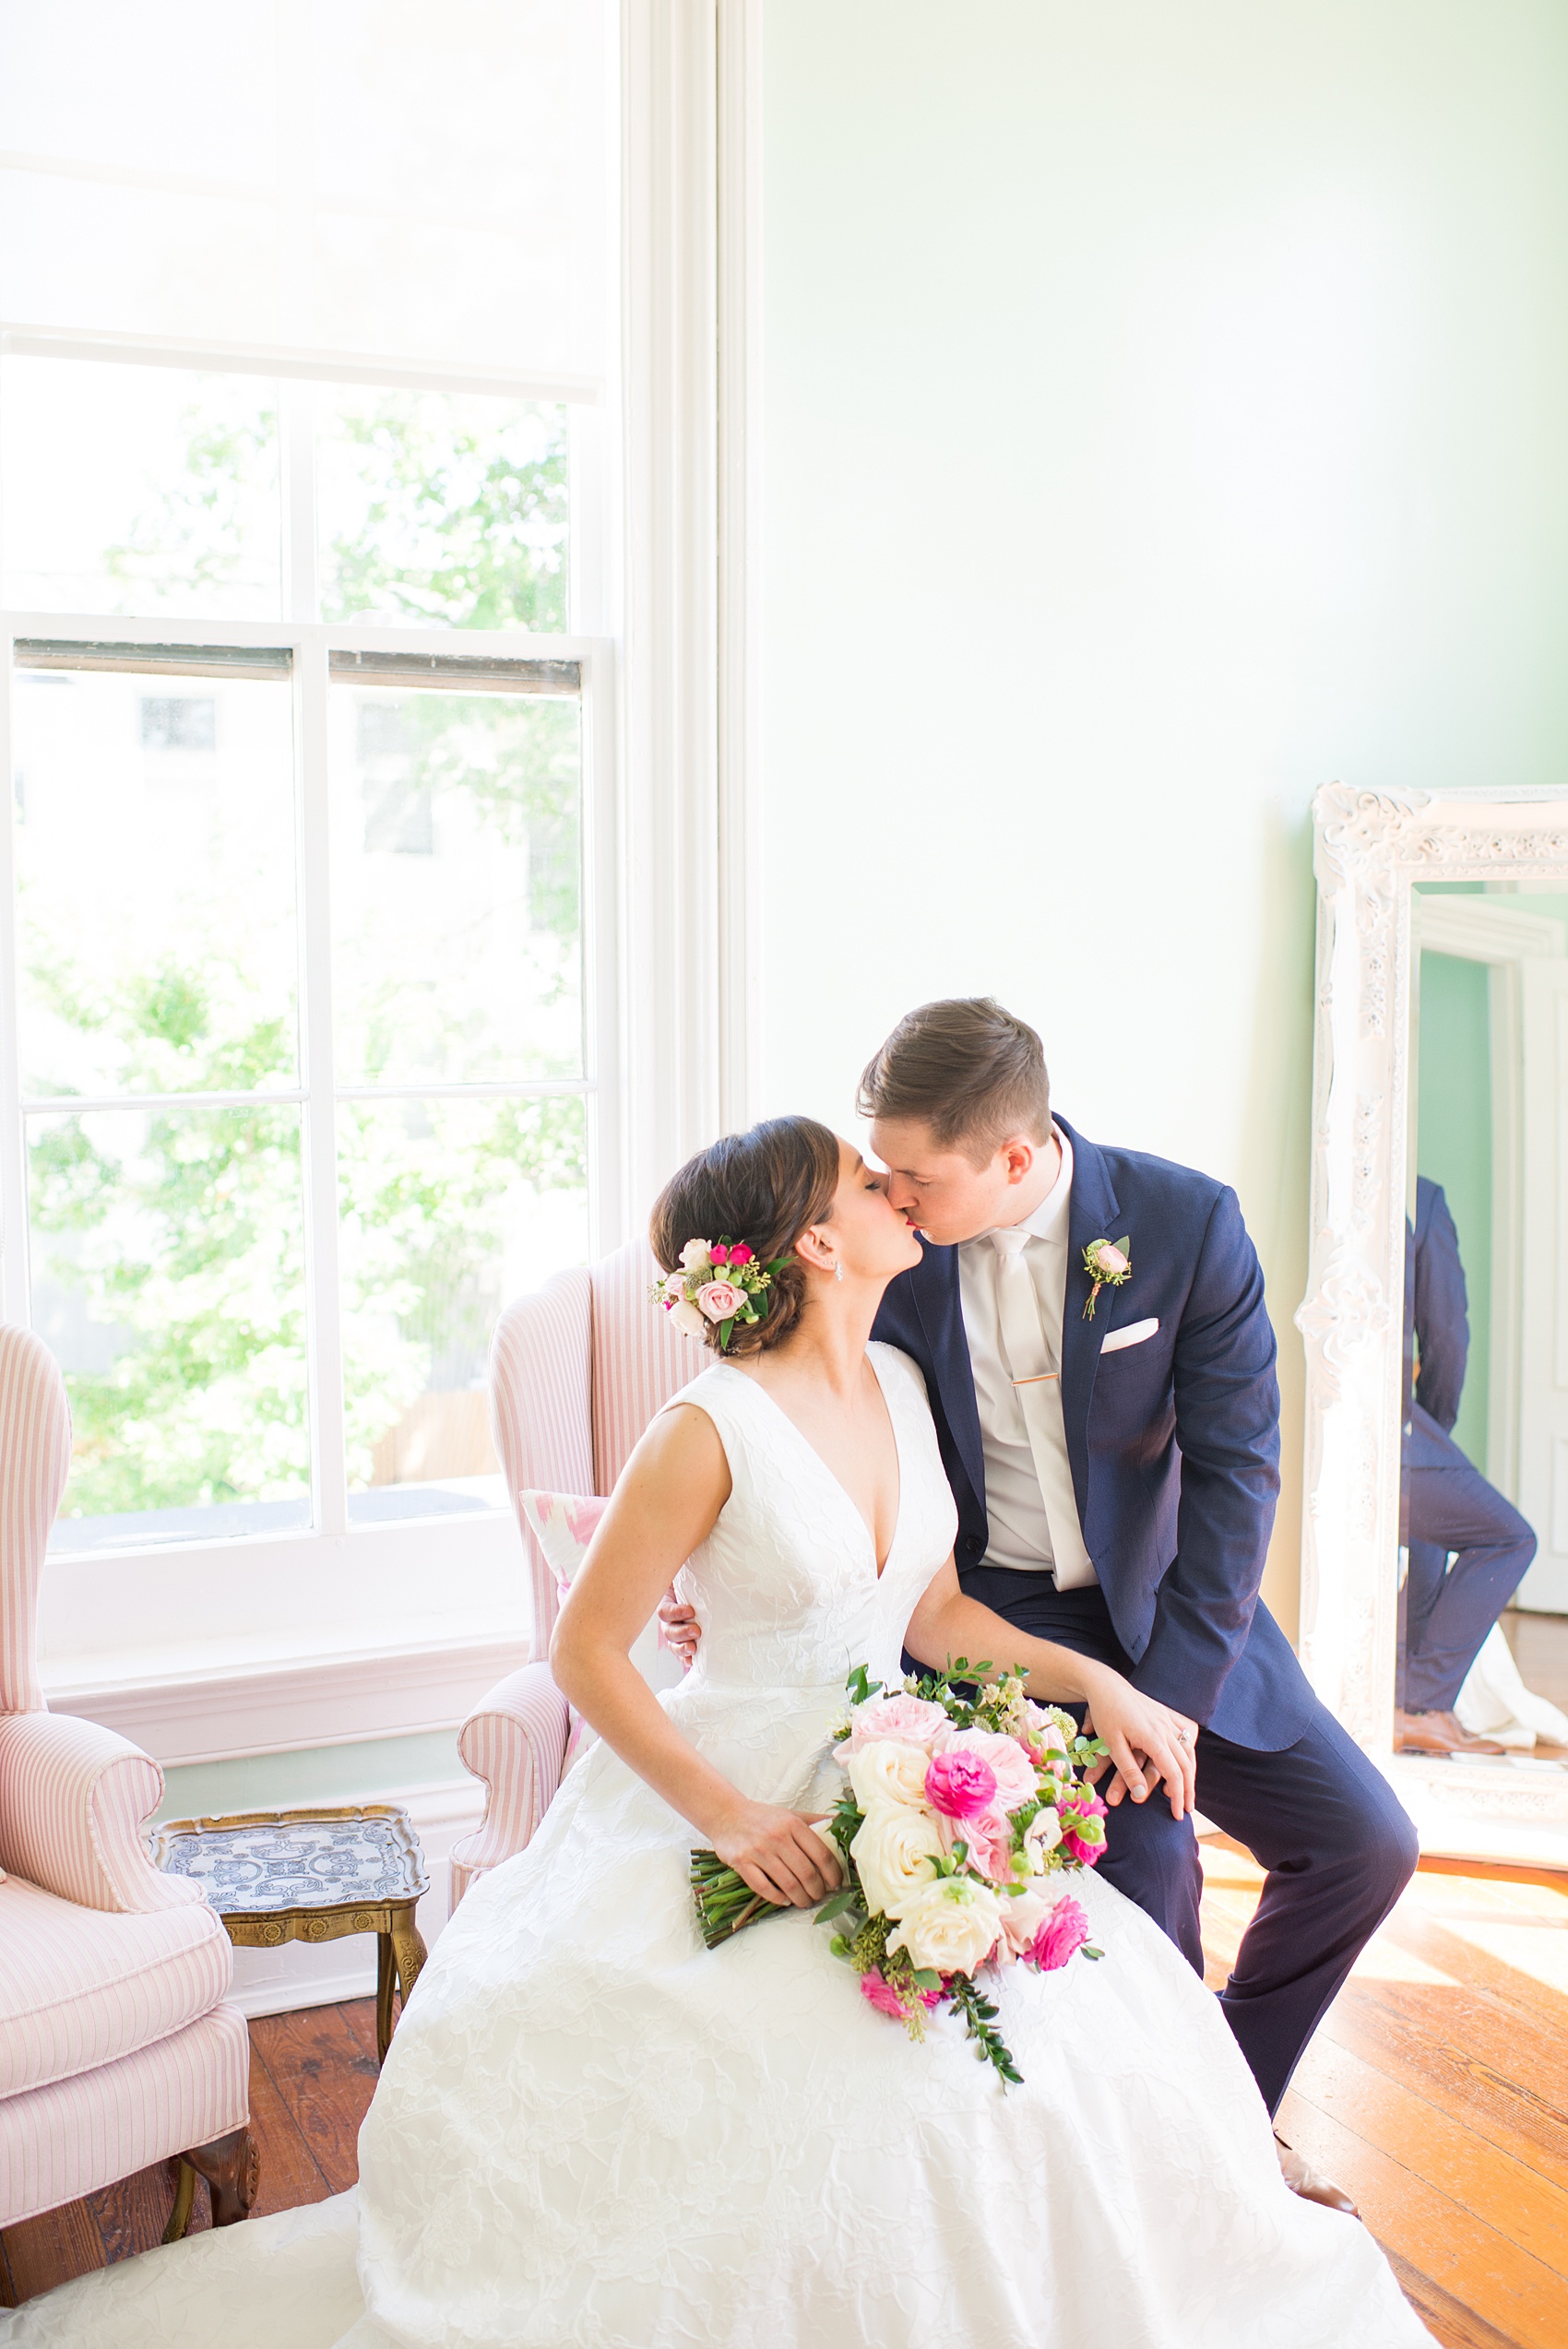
1397;884;1568;1767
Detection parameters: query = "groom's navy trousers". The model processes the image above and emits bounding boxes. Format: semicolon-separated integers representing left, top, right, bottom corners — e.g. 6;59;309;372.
959;1571;1417;2116
876;1118;1419;2118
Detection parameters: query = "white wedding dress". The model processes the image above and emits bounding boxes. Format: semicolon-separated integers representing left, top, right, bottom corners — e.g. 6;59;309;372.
3;1347;1430;2349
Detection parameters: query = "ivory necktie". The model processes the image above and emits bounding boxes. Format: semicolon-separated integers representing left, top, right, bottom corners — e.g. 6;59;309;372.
990;1226;1096;1588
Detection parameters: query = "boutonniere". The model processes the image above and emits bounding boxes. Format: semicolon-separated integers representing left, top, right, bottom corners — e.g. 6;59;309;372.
1081;1236;1131;1321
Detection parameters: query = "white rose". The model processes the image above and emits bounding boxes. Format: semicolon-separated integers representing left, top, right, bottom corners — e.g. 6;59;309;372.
846;1738;932;1812
885;1875;1004;1977
669;1298;708;1340
849;1798;944;1920
680;1238;712;1270
1024;1806;1063;1872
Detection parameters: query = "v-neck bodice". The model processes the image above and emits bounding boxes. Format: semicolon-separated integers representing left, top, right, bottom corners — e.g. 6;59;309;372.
659;1342;957;1700
736;1349;903;1579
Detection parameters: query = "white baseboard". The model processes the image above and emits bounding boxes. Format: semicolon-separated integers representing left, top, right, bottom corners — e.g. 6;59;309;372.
222;1778;484;2020
46;1634;531;1769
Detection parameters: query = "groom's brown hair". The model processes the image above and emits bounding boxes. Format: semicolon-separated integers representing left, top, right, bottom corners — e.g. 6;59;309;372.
857;997;1051;1164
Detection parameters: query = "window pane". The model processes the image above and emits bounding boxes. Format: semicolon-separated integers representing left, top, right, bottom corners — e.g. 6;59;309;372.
338;1093;588;1524
13;664;298;1100
29;1102;311;1552
329;685;581;1086
317;389;567;632
0;359;280;621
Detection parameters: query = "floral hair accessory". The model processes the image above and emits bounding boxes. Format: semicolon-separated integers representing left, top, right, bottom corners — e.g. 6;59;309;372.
649;1236;792;1352
1080;1235;1131;1321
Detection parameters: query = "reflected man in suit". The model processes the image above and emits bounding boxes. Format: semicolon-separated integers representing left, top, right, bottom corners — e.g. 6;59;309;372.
1396;1177;1538;1757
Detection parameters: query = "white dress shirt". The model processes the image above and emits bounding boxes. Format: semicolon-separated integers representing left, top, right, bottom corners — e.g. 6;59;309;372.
956;1125;1098;1585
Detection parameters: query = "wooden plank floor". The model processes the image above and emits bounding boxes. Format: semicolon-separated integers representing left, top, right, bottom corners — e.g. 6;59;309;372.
2;1868;1566;2341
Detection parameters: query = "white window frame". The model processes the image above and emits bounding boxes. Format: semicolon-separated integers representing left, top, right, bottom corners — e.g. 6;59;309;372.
0;605;619;1713
0;0;763;1764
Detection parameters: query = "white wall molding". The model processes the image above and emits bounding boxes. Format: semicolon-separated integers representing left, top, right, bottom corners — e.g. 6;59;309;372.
716;0;765;1133
619;0;721;1221
47;1632;529;1769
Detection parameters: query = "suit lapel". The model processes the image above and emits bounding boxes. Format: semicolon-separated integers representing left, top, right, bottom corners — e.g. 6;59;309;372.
908;1240;988;1516
1056;1118;1121;1513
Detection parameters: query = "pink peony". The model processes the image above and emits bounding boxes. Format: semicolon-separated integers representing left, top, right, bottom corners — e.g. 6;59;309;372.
859;1969;909;2020
848;1694;950;1752
695;1279;742;1323
728;1241;754;1264
1027;1895;1091;1972
938;1727;1039;1812
942;1802;1016;1884
924;1748;999;1820
1059;1788;1108;1866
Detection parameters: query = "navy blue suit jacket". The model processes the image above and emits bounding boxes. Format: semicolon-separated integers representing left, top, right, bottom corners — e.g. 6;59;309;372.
1403;1178;1469;1471
872;1119;1313;1751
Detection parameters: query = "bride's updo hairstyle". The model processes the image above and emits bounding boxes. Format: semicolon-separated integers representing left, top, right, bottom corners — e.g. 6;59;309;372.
650;1116;840;1359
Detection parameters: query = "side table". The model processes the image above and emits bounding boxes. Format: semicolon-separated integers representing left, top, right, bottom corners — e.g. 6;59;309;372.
150;1802;431;2068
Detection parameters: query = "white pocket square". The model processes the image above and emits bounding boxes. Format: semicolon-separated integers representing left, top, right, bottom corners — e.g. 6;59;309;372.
1100;1316;1159;1355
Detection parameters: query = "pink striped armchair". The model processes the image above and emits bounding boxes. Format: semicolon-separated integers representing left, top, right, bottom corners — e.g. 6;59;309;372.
0;1327;255;2248
450;1241;701;1903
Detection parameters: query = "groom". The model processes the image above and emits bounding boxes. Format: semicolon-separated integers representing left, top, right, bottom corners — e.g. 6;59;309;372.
665;997;1416;2208
861;998;1417;2207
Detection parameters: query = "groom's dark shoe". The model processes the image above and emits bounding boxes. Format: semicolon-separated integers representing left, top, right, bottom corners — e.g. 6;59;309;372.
1274;2134;1359;2217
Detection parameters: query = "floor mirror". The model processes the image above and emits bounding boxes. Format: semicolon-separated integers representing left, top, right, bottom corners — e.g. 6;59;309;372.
1301;784;1568;1863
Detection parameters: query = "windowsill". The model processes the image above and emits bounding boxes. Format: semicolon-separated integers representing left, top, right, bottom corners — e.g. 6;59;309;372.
38;1511;536;1768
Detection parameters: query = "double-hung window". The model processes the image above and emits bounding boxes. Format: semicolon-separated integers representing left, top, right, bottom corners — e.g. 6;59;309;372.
0;2;620;1677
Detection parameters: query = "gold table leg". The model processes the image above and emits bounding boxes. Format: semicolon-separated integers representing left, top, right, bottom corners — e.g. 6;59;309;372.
375;1931;397;2064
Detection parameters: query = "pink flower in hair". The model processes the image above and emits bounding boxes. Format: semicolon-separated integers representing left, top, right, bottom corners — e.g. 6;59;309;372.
695;1280;741;1323
924;1748;999;1821
709;1243;731;1264
728;1241;754;1264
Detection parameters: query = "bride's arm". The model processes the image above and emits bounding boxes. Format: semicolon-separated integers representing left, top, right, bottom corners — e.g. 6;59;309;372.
550;1405;842;1907
903;1561;1198;1821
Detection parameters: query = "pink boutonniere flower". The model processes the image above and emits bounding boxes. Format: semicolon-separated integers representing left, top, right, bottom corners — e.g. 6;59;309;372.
1081;1235;1132;1321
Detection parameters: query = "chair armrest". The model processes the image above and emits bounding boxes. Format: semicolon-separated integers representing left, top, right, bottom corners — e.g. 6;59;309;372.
0;1711;203;1915
450;1661;572;1903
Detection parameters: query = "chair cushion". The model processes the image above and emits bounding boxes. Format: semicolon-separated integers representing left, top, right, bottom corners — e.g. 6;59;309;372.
0;1873;232;2099
0;2000;248;2229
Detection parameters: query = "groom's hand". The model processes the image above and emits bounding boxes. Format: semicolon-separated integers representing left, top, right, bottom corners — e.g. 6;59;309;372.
659;1589;701;1668
1079;1669;1198;1821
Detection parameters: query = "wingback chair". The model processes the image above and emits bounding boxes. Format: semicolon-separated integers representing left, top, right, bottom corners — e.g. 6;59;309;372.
450;1241;701;1903
0;1326;255;2248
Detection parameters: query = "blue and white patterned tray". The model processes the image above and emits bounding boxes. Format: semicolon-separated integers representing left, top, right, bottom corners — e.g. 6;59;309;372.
150;1805;428;1915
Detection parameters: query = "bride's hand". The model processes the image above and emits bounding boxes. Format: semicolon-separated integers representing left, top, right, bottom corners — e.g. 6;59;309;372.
1079;1667;1197;1821
709;1801;843;1908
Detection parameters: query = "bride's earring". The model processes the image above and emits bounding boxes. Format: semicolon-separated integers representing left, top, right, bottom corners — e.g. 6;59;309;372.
833;1260;844;1283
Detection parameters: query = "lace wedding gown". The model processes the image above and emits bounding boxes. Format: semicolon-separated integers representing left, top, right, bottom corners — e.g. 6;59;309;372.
3;1347;1429;2349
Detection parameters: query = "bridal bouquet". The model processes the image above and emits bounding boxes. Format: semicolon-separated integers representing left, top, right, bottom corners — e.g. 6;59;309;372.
690;1661;1107;2085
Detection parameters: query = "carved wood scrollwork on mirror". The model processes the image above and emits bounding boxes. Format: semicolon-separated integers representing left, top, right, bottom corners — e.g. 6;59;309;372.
1301;785;1568;1859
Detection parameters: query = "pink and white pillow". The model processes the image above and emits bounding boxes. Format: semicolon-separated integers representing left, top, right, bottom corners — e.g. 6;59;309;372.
519;1489;609;1597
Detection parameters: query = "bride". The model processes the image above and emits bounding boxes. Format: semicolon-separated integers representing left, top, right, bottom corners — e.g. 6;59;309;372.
6;1117;1429;2349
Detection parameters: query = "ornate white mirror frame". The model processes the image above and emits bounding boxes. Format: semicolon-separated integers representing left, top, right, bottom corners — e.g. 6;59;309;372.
1299;783;1568;1859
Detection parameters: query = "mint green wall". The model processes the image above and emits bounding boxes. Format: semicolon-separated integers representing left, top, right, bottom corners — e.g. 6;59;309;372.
759;0;1568;1640
1416;951;1491;1466
152;1730;461;1824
